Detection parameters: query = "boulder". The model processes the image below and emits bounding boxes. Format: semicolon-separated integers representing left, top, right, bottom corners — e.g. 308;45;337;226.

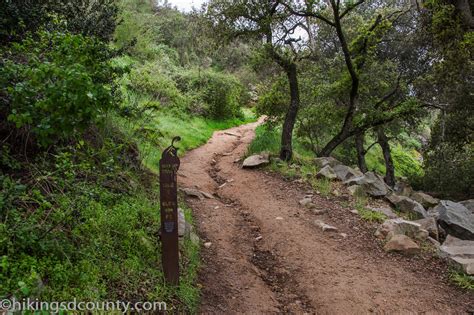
385;194;427;219
440;235;474;275
375;218;428;241
436;200;474;240
413;217;439;240
314;157;341;169
384;234;420;255
460;199;474;214
410;191;439;208
333;165;363;181
344;172;389;197
316;165;337;180
242;154;270;168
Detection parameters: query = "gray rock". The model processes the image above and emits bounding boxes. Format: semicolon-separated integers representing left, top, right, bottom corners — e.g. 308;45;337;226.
314;157;341;169
180;188;204;200
242;154;270;168
385;194;427;219
178;208;186;237
344;172;389;197
440;235;474;275
436;200;474;240
451;257;474;275
384;234;420;255
460;199;474;214
414;217;439;240
411;191;439;208
316;165;337;180
299;197;316;209
314;220;338;232
333;165;363;181
375;218;428;241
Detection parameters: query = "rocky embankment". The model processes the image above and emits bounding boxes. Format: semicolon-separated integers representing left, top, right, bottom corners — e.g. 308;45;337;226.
243;154;474;275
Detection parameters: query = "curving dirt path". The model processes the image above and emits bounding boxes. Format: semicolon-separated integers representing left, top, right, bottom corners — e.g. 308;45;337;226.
178;120;473;314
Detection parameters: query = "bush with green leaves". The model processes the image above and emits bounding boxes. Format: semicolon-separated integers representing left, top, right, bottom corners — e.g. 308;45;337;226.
177;69;244;119
126;60;187;109
0;30;119;146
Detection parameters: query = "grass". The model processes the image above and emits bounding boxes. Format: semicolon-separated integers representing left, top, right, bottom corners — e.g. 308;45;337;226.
310;177;332;196
393;208;419;221
357;207;387;223
114;108;255;173
449;269;474;291
246;125;314;160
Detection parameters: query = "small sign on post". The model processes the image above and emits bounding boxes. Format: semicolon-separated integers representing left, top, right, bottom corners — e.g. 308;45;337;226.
159;136;181;285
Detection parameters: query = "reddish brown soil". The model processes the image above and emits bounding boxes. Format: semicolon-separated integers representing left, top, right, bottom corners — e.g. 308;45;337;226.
178;120;473;314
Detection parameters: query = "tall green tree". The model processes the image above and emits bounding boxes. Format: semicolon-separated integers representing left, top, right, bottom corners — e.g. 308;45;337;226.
207;0;312;160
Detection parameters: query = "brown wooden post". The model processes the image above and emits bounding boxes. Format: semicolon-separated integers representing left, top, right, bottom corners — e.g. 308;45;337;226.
159;137;181;285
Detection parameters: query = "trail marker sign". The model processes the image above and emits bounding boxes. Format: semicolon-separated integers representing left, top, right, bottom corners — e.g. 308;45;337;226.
159;136;181;285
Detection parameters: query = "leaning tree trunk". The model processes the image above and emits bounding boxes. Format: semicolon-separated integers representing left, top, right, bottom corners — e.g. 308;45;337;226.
377;128;395;187
280;64;300;161
355;132;368;173
318;128;351;157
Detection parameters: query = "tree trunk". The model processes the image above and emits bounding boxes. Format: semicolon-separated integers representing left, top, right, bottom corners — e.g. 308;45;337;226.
279;63;300;161
453;0;474;29
355;132;368;173
377;128;395;187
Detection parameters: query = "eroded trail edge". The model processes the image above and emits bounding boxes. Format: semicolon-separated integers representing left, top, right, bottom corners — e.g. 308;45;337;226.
178;121;473;314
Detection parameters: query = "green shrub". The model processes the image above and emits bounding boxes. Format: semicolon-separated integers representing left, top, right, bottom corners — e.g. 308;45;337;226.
0;31;118;146
127;61;187;109
177;69;244;119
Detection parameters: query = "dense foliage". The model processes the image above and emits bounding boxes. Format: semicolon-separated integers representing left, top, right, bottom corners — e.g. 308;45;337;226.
1;31;117;146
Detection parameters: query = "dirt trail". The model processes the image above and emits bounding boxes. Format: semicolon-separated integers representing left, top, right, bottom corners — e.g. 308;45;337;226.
179;120;473;314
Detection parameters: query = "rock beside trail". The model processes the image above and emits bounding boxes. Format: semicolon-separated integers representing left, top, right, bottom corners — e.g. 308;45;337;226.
178;208;193;238
299;197;316;209
316;165;337;180
180;188;204;199
333;165;363;182
344;172;388;197
414;217;439;240
375;218;428;241
242;153;270;168
439;235;474;275
435;200;474;240
384;234;420;255
411;191;439;208
314;157;341;169
314;220;338;232
460;199;474;213
178;208;185;237
386;194;427;219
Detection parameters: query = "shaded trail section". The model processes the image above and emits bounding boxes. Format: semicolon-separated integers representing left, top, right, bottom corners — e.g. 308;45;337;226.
178;120;473;314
